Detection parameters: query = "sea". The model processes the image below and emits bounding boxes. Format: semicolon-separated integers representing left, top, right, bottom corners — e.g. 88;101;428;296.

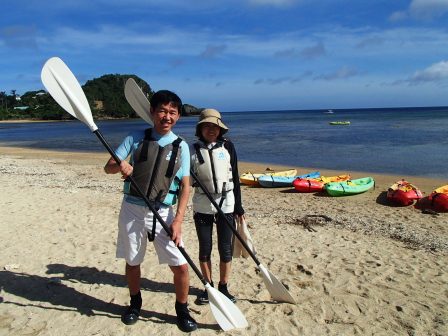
1;106;447;179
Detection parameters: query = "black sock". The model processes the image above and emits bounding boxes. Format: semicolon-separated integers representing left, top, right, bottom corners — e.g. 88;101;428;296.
130;291;142;311
175;301;189;317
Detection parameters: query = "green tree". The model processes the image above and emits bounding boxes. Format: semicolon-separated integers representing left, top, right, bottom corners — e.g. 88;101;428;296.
83;74;154;118
0;74;199;120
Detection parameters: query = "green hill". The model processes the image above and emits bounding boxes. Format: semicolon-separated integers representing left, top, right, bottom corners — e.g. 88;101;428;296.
0;74;201;120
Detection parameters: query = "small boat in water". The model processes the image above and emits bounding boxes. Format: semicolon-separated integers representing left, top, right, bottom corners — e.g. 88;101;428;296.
329;121;350;125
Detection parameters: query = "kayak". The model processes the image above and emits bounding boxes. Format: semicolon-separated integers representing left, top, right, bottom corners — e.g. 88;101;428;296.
258;171;320;188
293;178;324;193
239;169;297;186
433;185;448;194
325;177;375;196
386;180;423;206
293;174;351;193
329;121;350;125
428;185;448;212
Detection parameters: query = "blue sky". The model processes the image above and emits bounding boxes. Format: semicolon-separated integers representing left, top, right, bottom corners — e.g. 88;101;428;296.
1;0;448;111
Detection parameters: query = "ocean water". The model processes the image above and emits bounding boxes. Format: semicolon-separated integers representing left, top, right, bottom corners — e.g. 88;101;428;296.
1;107;447;179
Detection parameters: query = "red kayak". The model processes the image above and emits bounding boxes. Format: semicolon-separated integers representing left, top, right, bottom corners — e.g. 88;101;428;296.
386;180;423;206
428;193;448;212
293;174;351;193
293;178;324;193
428;185;448;212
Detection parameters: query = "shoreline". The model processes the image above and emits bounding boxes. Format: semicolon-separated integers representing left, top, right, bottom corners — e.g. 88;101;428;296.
1;145;445;192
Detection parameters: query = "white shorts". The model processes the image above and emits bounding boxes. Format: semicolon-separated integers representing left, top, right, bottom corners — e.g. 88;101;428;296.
116;200;187;266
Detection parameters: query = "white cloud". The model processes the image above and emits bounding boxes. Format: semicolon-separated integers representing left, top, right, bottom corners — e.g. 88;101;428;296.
314;66;359;81
410;0;448;18
409;60;448;83
248;0;298;6
301;42;326;59
200;44;227;58
0;25;38;49
390;0;448;20
356;37;384;49
273;42;325;59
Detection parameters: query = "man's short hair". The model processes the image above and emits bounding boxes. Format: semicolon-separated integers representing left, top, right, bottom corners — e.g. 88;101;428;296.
150;90;182;113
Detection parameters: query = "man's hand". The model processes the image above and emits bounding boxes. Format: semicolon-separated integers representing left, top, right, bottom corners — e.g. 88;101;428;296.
119;161;133;179
170;217;183;246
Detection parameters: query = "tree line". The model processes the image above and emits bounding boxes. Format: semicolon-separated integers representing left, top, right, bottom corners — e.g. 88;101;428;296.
0;74;201;121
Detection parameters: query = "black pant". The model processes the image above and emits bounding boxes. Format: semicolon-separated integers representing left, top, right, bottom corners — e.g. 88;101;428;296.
194;212;235;263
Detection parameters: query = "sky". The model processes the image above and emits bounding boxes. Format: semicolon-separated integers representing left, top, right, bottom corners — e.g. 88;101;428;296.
1;0;448;111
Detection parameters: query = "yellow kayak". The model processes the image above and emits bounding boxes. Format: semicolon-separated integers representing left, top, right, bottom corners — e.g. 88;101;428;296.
433;185;448;194
319;174;351;184
240;169;297;186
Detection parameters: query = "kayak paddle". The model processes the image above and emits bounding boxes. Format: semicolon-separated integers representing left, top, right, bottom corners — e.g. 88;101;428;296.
124;79;296;304
124;78;153;125
40;56;248;331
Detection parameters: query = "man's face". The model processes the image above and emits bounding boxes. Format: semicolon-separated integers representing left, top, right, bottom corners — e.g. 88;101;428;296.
151;103;180;134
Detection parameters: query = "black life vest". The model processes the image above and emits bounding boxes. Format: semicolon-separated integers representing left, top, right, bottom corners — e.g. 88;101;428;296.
127;128;183;206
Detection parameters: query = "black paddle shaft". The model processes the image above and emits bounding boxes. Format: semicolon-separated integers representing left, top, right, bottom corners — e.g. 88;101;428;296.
190;170;260;265
94;130;207;285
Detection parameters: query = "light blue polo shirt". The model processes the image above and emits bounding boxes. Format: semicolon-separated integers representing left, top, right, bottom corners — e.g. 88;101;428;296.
115;129;190;206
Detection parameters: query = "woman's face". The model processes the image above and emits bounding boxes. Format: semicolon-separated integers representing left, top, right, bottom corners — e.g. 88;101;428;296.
200;122;220;143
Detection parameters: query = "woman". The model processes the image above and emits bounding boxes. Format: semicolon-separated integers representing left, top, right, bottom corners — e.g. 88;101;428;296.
191;108;245;304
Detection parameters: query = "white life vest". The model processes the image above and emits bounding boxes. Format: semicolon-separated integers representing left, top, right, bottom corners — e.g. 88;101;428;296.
193;141;234;194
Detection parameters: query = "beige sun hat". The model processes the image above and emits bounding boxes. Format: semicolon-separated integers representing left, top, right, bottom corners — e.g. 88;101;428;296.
195;108;229;136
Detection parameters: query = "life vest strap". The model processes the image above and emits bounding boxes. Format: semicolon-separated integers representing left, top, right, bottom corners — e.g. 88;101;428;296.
138;128;155;162
166;137;182;178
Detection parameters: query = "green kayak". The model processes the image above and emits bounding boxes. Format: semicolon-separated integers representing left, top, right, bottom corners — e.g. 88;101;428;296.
325;177;375;196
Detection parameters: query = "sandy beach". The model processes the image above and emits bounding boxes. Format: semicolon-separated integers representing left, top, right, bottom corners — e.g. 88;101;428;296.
0;146;447;336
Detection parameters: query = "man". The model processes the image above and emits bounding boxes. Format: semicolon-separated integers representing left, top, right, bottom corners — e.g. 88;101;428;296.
104;90;197;332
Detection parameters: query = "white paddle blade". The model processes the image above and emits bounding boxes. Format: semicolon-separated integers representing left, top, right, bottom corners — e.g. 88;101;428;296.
206;284;248;331
41;57;98;132
124;78;153;126
258;264;296;304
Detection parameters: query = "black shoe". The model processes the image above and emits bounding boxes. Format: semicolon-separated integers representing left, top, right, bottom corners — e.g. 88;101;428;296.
121;306;140;325
177;313;198;333
195;289;209;305
218;283;236;303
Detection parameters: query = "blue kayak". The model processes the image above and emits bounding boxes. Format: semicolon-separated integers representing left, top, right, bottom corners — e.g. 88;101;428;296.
258;171;321;188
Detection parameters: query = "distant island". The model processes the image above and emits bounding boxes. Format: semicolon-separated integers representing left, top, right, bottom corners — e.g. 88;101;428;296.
0;74;202;121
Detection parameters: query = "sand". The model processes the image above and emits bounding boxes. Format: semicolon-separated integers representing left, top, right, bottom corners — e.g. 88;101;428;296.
0;146;447;336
